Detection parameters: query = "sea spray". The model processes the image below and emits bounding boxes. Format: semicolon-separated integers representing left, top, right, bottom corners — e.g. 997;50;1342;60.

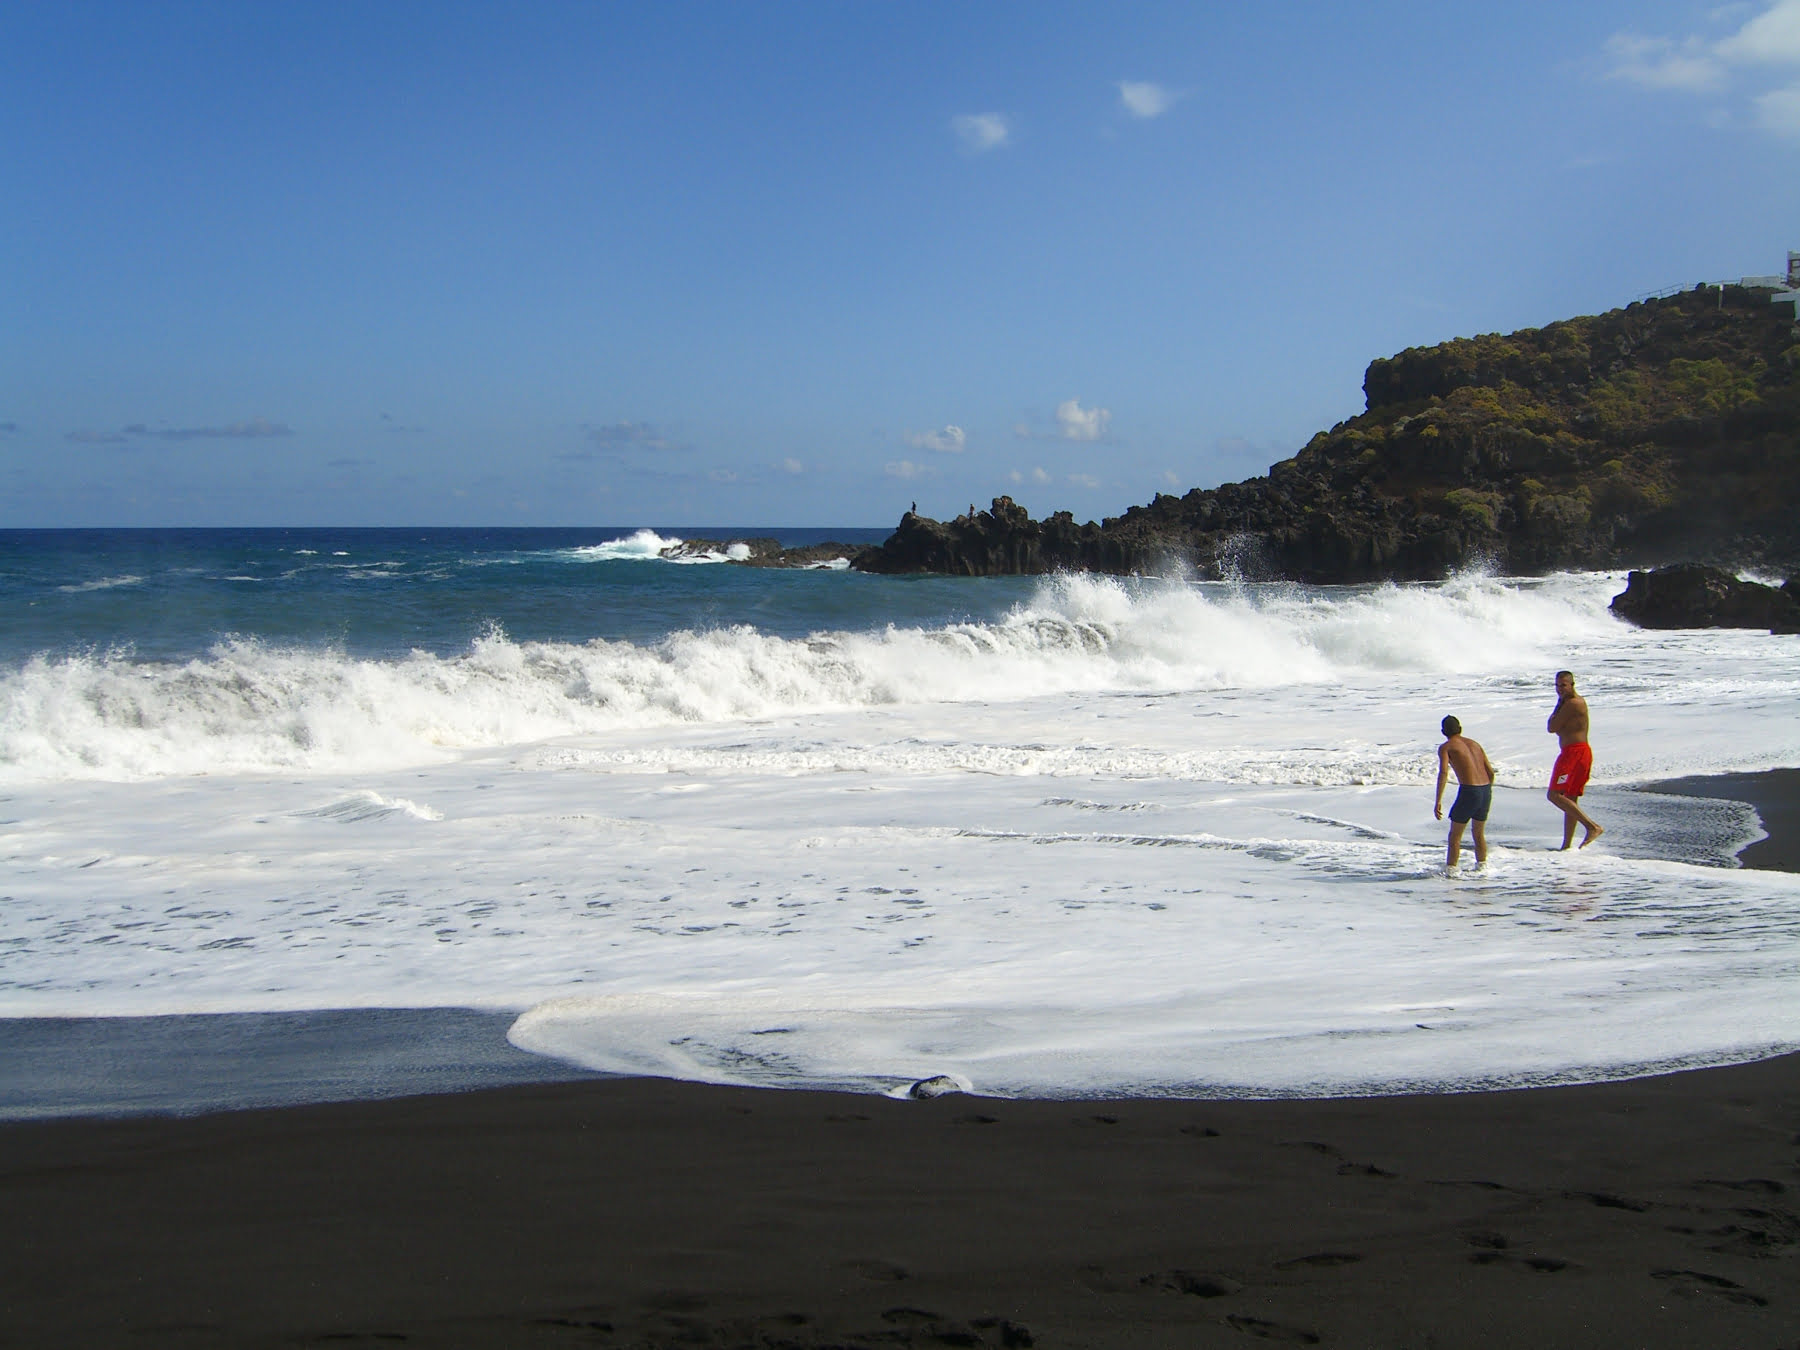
0;570;1631;782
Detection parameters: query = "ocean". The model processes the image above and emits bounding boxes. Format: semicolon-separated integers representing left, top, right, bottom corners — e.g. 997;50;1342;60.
3;527;1798;1111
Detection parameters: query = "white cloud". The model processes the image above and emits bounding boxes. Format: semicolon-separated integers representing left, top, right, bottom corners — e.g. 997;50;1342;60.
1604;2;1800;135
884;459;934;480
781;457;804;474
1055;398;1111;441
1067;473;1101;489
951;112;1011;153
906;424;966;453
1161;470;1183;487
709;468;738;483
1007;466;1053;487
1604;33;1726;90
1118;80;1178;118
1717;0;1800;62
1754;82;1800;132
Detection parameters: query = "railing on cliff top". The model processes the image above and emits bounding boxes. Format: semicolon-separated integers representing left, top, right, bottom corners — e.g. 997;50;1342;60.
1633;276;1799;319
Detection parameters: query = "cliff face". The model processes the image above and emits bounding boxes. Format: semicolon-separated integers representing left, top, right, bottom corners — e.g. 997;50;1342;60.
856;286;1800;580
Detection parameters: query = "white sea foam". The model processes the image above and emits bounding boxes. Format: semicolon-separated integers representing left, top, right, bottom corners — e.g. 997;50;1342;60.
667;540;753;564
0;571;1671;783
55;575;143;594
567;529;684;562
297;789;443;822
4;570;1799;1099
566;531;756;564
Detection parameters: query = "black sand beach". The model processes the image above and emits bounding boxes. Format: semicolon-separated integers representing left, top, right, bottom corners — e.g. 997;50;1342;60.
3;771;1797;1348
4;1058;1800;1348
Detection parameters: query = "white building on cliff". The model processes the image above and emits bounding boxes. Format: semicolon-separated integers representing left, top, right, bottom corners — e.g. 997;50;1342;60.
1728;251;1800;318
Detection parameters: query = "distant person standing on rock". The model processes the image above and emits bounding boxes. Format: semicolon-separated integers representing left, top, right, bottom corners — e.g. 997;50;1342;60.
1547;670;1604;849
1434;715;1494;869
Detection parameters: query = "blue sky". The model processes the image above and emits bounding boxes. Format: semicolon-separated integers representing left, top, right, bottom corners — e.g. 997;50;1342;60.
4;1;1798;528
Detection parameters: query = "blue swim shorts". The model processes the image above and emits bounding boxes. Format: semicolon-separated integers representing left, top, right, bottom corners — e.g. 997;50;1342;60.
1448;783;1492;823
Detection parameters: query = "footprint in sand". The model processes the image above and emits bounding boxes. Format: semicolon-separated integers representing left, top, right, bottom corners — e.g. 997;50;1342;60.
1140;1269;1244;1298
1275;1252;1364;1270
1224;1313;1321;1344
1651;1268;1769;1306
1564;1188;1651;1212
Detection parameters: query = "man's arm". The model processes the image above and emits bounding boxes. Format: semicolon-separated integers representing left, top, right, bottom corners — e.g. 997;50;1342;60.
1434;744;1449;819
1549;695;1590;740
1480;744;1495;780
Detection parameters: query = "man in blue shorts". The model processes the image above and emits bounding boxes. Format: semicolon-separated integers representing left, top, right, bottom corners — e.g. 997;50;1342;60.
1434;715;1495;869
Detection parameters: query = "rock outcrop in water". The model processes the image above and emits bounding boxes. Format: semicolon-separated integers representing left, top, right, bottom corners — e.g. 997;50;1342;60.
660;537;865;568
1609;565;1800;633
855;284;1800;581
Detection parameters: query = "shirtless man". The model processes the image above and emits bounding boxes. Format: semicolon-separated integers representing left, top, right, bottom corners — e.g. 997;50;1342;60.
1434;715;1495;868
1547;670;1603;849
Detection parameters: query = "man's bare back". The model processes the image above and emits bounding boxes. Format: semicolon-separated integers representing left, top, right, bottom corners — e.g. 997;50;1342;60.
1439;734;1493;787
1434;715;1494;868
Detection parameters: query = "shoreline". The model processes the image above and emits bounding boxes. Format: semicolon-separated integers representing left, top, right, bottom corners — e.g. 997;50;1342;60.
1638;766;1800;873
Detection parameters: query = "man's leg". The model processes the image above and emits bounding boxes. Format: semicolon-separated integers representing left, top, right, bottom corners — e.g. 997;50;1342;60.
1446;820;1467;868
1548;789;1601;849
1471;819;1487;865
1550;789;1576;849
1575;798;1603;847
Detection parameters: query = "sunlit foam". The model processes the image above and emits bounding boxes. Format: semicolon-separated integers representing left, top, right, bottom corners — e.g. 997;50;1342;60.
0;571;1740;782
567;529;682;562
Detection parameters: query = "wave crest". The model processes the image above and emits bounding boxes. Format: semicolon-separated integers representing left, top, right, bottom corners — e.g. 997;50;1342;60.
0;572;1622;781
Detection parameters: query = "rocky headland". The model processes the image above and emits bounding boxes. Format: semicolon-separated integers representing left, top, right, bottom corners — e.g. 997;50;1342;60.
853;284;1800;584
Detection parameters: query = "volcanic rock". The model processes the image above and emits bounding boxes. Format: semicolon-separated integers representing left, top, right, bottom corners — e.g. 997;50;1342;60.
1609;565;1800;633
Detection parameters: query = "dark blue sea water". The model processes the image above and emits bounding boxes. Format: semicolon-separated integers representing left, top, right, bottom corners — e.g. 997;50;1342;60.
0;525;1042;663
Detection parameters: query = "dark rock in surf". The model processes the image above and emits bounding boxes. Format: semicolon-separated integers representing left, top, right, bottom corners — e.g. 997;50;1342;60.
659;537;876;569
907;1074;965;1099
1609;564;1800;633
742;541;874;569
856;499;1167;577
658;536;784;563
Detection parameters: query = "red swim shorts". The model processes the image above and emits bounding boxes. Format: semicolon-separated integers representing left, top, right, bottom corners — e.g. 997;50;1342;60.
1551;743;1592;798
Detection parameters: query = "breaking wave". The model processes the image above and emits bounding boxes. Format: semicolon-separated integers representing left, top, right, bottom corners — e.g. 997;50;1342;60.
0;571;1624;781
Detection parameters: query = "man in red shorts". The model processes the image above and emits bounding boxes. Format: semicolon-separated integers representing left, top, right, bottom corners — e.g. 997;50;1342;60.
1547;670;1603;849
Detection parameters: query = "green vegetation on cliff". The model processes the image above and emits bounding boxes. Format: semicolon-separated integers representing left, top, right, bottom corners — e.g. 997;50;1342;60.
859;284;1800;580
